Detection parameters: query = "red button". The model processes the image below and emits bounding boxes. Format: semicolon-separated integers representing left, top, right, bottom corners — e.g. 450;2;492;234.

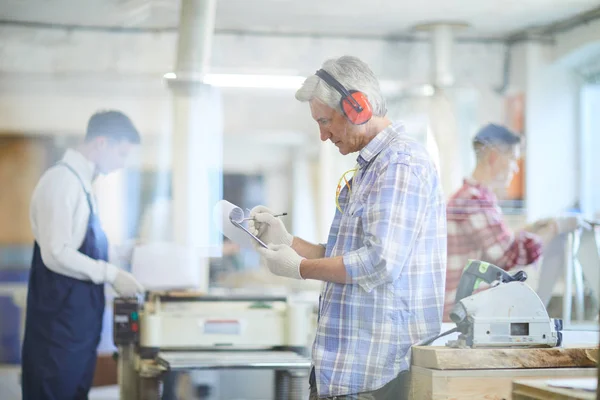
131;323;138;332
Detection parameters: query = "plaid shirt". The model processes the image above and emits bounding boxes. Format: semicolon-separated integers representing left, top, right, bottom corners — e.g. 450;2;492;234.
444;179;543;321
313;122;447;397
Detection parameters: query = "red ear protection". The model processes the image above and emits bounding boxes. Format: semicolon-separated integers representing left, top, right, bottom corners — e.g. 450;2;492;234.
342;91;372;125
315;69;373;125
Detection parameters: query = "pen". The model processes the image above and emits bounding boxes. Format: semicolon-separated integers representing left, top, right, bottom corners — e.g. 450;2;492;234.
240;212;288;222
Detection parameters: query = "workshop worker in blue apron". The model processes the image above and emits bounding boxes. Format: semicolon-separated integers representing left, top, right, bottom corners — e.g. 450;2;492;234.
22;110;145;400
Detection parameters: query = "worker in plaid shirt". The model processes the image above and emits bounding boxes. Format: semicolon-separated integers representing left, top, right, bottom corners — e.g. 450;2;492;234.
444;124;584;322
249;56;446;399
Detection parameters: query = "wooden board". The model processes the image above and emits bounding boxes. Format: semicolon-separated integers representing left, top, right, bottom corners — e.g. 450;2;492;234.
512;379;595;400
0;136;51;245
412;346;598;370
410;366;596;400
92;354;117;387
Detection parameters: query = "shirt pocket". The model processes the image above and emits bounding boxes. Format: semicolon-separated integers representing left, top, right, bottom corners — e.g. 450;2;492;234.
345;185;368;218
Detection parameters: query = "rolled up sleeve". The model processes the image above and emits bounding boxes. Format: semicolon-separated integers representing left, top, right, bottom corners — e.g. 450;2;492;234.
344;157;431;292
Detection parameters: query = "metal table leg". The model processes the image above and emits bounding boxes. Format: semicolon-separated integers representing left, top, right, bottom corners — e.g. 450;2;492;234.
139;375;162;400
563;232;574;325
572;229;585;321
118;345;139;400
274;370;308;400
562;229;586;323
594;223;600;262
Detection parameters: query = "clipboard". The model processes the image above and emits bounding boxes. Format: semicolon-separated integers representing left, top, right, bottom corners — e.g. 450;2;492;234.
230;219;268;249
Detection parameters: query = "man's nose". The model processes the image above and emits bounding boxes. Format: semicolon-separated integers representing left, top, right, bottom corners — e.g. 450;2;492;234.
320;128;331;142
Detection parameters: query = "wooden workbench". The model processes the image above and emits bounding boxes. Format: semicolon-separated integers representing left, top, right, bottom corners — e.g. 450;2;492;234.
512;379;596;400
410;346;598;400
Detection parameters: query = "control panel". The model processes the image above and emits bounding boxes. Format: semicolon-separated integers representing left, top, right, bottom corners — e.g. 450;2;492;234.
113;297;141;346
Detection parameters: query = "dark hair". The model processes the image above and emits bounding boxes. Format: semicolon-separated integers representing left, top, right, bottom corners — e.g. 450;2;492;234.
85;110;141;144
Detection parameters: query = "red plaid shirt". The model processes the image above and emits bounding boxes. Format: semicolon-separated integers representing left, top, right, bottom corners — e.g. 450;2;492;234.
444;179;543;321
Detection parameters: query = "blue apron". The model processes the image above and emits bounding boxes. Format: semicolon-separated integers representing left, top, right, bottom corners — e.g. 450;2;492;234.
22;163;107;400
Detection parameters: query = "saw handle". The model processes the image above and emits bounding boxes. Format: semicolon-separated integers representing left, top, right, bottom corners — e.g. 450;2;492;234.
454;260;527;304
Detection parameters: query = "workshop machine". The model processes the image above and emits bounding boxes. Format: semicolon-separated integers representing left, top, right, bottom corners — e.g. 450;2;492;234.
446;260;563;349
113;291;314;400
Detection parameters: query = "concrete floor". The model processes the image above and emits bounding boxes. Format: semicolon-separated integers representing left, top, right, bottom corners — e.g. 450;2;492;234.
0;366;120;400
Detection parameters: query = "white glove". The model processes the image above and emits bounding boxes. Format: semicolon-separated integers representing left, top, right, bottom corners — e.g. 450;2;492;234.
257;244;304;280
111;269;145;296
526;218;555;233
249;205;293;247
554;215;591;234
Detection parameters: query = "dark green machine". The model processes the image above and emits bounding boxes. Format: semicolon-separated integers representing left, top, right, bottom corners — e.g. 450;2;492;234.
454;260;527;304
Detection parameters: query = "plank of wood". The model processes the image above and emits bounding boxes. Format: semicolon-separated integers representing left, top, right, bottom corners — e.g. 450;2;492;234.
0;136;50;244
512;379;595;400
412;346;598;370
409;366;596;400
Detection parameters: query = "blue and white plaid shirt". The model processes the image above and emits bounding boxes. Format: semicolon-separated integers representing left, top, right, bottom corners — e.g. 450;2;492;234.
312;122;447;397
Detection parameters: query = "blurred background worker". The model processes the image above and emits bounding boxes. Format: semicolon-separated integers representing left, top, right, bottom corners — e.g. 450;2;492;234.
21;110;145;400
251;56;447;400
444;123;586;321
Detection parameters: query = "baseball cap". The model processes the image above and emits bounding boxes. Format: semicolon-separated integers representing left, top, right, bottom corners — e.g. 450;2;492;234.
473;124;521;147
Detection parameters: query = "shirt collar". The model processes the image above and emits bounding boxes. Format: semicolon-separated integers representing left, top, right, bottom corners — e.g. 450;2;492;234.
61;148;96;191
356;122;404;168
464;177;497;201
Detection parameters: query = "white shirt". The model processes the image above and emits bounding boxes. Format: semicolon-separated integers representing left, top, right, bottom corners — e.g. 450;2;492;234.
30;149;131;284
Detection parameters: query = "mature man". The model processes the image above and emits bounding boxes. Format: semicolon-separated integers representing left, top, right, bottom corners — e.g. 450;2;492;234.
250;56;447;399
444;123;583;321
22;110;145;400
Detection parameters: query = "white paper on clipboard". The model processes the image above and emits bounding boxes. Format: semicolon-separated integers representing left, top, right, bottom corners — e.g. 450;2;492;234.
213;200;267;249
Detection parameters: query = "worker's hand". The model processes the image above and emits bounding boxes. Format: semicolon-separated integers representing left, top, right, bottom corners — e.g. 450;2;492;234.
111;270;145;296
257;244;304;280
526;218;555;233
249;205;293;246
554;215;591;234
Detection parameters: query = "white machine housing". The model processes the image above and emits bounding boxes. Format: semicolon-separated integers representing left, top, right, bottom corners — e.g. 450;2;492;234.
447;282;562;348
140;293;315;350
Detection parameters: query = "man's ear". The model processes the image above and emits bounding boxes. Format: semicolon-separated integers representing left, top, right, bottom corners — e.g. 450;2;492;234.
487;149;498;165
94;136;108;150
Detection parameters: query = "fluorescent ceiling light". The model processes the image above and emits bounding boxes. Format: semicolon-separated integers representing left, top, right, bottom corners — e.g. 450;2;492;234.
205;74;306;89
163;72;306;89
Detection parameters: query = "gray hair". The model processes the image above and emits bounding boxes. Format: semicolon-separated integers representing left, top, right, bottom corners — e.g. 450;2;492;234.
295;56;387;117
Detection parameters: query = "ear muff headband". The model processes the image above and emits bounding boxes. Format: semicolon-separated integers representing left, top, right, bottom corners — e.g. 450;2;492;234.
315;69;373;125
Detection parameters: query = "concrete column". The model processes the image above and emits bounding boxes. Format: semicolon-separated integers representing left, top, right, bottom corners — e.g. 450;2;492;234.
175;0;217;80
317;144;356;242
167;0;221;292
264;162;290;229
522;42;580;220
291;149;317;243
427;91;462;197
431;24;456;87
96;170;126;244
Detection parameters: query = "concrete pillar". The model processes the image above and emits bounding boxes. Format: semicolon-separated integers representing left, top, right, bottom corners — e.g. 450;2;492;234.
428;23;463;197
431;24;456;88
96;170;126;244
317;144;356;242
427;91;462;197
167;0;222;291
264;162;290;229
175;0;217;80
291;149;317;243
